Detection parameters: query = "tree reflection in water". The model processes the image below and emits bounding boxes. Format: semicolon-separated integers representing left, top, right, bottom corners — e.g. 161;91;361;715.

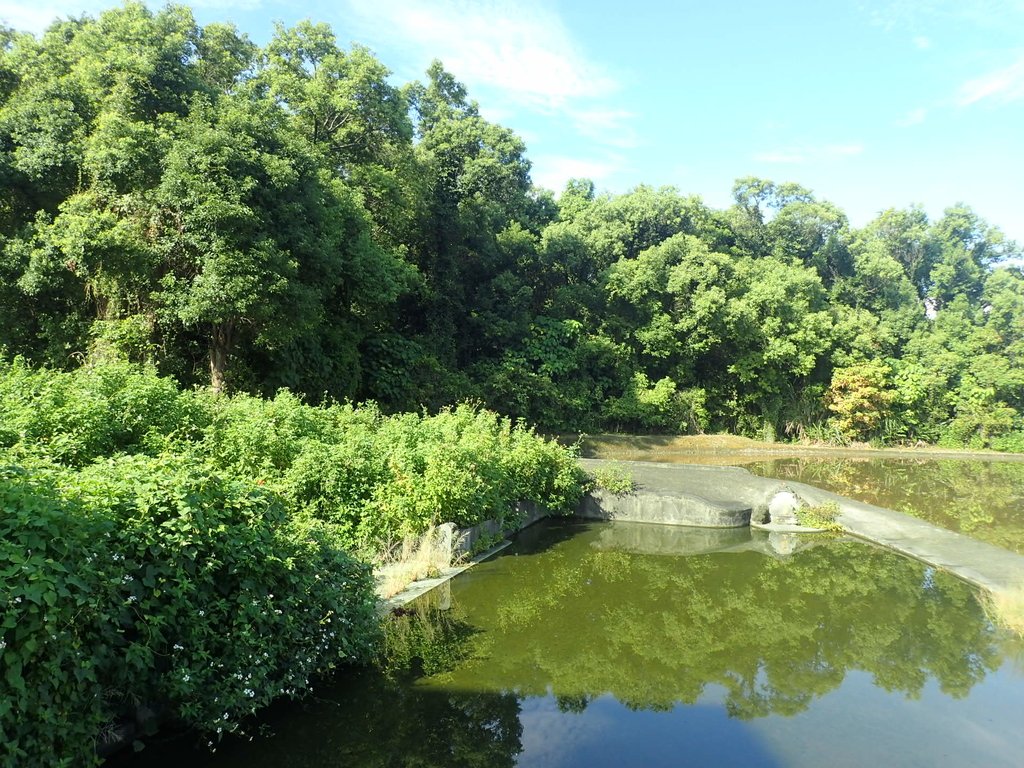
112;519;1007;767
748;457;1024;553
434;520;1001;718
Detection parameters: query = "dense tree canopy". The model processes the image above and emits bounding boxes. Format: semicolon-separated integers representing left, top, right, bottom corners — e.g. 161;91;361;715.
1;3;1022;448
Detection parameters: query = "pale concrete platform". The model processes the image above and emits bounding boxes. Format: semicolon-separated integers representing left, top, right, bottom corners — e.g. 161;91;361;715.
581;458;1024;594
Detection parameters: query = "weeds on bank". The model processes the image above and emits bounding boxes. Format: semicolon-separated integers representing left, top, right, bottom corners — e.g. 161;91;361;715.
796;501;844;532
375;527;460;599
589;464;637;496
983;586;1024;637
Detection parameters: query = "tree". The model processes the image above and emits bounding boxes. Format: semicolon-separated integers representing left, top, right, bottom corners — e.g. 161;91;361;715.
152;96;409;392
826;361;894;441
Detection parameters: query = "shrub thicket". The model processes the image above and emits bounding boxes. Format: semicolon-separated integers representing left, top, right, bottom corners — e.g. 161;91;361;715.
0;359;585;766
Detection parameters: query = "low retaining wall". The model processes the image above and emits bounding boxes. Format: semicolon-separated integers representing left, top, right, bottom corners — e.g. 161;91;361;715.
578;488;751;527
387;458;1024;608
380;501;551;611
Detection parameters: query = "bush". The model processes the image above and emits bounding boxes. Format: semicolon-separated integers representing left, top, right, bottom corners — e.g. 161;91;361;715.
281;404;586;553
0;362;587;556
589;464;636;496
795;501;843;531
991;431;1024;453
0;455;378;768
0;357;206;465
0;359;588;764
602;373;707;433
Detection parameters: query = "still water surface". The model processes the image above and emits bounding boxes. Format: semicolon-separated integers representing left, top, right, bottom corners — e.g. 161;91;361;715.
123;519;1024;768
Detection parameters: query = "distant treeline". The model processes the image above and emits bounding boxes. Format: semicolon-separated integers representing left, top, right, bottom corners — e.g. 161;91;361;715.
1;4;1022;448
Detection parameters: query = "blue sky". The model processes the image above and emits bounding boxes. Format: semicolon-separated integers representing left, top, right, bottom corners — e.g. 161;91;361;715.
3;0;1023;242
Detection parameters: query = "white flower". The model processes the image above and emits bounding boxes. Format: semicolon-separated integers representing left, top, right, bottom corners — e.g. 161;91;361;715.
182;673;190;682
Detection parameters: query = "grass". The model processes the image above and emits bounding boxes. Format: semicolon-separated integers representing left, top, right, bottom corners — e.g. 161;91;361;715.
375;526;461;600
590;464;636;496
795;501;844;532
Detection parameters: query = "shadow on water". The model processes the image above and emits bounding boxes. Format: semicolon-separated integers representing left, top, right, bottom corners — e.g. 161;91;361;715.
114;672;526;767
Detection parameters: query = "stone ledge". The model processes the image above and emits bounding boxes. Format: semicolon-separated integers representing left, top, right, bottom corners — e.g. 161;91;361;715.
577;488;751;528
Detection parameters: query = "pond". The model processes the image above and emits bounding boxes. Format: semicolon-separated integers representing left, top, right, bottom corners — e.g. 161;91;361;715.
580;436;1024;554
117;519;1024;768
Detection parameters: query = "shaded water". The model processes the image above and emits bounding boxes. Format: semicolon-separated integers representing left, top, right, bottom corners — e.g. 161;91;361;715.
119;519;1024;768
581;436;1024;553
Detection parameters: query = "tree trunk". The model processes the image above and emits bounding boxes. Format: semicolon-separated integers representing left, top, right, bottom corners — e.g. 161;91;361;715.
209;320;234;394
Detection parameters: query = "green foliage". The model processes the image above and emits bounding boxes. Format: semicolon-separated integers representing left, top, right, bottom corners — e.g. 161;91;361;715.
603;373;709;434
0;357;205;464
0;358;586;764
991;432;1024;453
589;464;636;496
0;455;378;767
1;4;1023;450
196;394;585;553
0;360;587;556
826;361;895;442
795;501;843;531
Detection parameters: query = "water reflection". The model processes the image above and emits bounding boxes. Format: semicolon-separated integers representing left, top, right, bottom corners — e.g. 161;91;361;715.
746;457;1024;553
438;520;1000;716
114;520;1022;768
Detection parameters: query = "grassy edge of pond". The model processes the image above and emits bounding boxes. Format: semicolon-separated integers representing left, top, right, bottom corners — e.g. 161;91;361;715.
574;433;1024;464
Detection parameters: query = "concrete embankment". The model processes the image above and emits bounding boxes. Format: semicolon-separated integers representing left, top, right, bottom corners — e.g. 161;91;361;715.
581;458;1024;594
385;458;1024;608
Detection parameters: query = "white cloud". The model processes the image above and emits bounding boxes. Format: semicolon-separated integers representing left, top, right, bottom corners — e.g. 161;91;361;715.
0;0;263;33
913;35;932;49
896;107;928;126
341;0;635;154
530;154;622;192
344;0;616;109
754;143;864;164
0;1;106;32
957;53;1024;104
566;107;638;149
